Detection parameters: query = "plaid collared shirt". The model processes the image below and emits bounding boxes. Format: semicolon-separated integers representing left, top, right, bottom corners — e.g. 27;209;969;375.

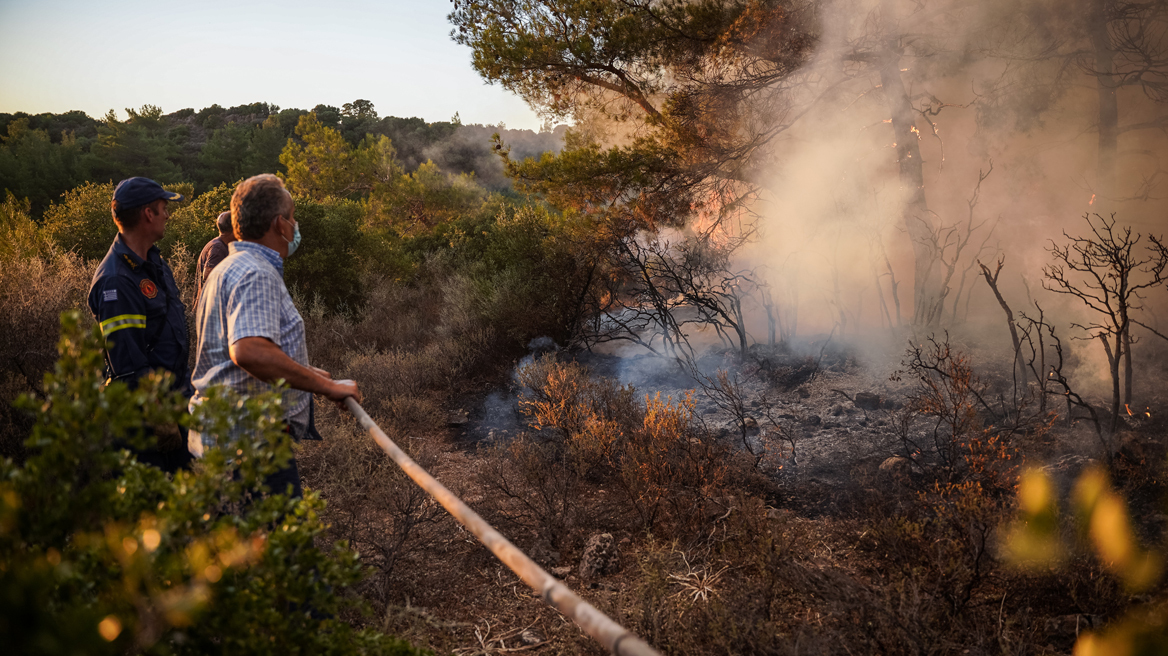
187;241;310;456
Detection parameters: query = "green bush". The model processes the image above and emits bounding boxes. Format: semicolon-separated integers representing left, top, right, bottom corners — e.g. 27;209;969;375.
39;181;116;261
41;181;195;262
287;197;366;313
159;182;234;268
0;311;427;656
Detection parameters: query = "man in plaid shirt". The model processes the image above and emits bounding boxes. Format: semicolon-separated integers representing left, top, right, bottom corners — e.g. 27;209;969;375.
188;174;360;497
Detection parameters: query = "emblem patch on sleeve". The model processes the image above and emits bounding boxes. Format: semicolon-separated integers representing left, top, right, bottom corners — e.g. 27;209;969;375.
103;289;118;301
139;279;158;299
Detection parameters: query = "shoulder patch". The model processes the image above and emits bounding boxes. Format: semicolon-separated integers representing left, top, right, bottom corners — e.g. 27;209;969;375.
139;279;158;299
103;289;118;301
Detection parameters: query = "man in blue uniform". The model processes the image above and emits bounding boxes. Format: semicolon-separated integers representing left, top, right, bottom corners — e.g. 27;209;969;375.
87;177;193;473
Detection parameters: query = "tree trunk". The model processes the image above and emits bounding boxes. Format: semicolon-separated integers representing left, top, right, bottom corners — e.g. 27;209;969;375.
979;262;1022;379
1085;0;1119;201
1101;333;1121;433
761;287;777;346
880;0;940;325
1123;325;1133;406
883;251;903;327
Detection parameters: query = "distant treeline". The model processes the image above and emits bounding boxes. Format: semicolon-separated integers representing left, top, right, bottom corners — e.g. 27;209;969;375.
0;99;565;216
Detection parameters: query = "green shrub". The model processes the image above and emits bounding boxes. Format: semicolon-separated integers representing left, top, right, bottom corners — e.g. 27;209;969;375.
39;181;116;261
0;311;427;656
158;181;234;268
41;181;194;262
287;197;366;312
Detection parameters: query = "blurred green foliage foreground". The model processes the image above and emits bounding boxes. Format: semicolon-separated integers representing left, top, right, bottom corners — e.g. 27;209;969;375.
0;311;427;656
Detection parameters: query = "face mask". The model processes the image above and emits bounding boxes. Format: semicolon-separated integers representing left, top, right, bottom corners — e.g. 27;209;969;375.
282;217;301;256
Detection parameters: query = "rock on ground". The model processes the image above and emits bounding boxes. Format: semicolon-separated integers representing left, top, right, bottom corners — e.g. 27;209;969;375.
578;532;621;579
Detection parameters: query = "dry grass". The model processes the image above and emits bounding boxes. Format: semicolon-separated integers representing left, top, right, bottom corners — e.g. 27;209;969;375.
0;249;92;457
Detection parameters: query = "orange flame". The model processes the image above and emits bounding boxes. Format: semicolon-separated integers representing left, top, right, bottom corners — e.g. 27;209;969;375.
1089;194;1096;205
1125;404;1133;416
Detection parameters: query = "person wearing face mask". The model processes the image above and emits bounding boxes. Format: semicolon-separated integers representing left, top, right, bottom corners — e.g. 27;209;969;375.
188;174;360;498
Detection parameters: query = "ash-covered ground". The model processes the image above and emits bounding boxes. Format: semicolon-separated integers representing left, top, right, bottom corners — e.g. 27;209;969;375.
451;330;1120;496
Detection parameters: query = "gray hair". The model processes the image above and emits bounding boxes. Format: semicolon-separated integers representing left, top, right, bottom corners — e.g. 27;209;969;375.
231;174;292;240
216;211;233;234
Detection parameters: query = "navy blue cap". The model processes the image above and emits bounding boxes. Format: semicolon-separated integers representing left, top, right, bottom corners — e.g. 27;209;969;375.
112;177;185;210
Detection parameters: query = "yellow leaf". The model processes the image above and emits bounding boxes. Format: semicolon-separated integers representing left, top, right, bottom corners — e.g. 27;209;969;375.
1074;467;1108;515
97;615;122;641
1091;493;1134;567
1019;468;1054;516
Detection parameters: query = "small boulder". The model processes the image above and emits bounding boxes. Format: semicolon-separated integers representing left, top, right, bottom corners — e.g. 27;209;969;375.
579;533;621;579
878;456;916;482
519;629;546;646
854;392;881;410
803;415;822;427
447;409;469;427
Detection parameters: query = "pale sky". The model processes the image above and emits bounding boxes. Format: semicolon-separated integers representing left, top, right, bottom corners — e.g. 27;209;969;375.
0;0;543;130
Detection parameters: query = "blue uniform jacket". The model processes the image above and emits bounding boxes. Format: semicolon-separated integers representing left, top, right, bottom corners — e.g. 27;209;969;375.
87;234;192;397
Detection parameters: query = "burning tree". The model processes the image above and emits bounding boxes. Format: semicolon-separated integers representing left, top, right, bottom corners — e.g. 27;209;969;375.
1043;213;1168;432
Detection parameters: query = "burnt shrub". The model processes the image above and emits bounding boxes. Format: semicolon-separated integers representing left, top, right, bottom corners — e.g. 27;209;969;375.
477;433;586;550
510;357;736;537
303;403;451;607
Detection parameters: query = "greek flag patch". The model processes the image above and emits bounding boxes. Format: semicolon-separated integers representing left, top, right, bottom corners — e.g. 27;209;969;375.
104;289;118;301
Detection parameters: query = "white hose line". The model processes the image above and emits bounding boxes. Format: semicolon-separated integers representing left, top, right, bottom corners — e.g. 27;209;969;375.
344;398;662;656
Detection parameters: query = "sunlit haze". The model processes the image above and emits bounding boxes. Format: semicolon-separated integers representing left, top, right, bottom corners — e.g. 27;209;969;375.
0;0;542;129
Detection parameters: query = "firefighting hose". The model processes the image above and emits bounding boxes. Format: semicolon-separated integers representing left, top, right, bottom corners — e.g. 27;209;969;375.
343;397;663;656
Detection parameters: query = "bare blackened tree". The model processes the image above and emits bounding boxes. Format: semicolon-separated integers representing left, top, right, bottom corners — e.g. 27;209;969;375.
1017;304;1106;449
977;257;1106;451
916;164;997;325
1079;0;1168;200
576;227;759;362
657;233;758;357
841;0;962;326
1043;213;1168;431
978;257;1023;365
